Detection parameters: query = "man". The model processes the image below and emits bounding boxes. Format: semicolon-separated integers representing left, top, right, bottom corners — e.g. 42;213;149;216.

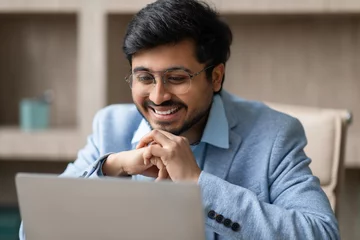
20;0;339;239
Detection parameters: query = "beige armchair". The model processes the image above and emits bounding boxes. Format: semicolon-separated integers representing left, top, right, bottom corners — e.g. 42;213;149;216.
267;102;351;215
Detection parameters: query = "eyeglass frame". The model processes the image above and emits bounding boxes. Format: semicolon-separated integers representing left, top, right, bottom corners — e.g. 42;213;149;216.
125;65;215;95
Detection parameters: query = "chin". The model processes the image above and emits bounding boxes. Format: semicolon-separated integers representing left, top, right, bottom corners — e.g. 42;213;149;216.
151;122;183;135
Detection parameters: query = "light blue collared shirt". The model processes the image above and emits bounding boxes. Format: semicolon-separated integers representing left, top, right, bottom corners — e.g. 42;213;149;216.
131;94;230;173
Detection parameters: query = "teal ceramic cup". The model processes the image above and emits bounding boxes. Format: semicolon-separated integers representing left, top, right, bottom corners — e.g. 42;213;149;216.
19;99;49;131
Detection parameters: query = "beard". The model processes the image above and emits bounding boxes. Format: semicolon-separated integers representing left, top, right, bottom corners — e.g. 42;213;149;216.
135;99;212;136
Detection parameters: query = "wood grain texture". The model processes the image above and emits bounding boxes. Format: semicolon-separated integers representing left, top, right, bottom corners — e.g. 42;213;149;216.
328;0;360;12
0;127;83;159
107;14;133;105
77;4;108;134
100;0;360;14
219;0;326;14
0;14;77;128
223;15;360;167
0;0;81;12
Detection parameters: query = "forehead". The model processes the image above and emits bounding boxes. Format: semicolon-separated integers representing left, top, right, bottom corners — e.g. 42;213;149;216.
131;40;200;71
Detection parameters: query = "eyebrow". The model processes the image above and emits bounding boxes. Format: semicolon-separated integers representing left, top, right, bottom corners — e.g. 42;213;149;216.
133;66;193;74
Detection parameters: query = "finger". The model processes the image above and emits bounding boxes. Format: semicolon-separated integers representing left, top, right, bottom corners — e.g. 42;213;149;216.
151;157;168;181
136;140;155;149
150;157;166;171
157;130;190;147
153;129;178;140
137;130;172;149
141;165;159;178
143;147;169;181
136;139;159;150
143;146;154;165
156;168;169;182
146;144;168;165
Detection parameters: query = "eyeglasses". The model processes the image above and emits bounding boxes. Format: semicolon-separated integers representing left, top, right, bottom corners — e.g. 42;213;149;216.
125;65;214;96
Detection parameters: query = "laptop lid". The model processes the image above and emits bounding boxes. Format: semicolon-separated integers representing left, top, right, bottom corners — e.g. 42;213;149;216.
16;173;205;240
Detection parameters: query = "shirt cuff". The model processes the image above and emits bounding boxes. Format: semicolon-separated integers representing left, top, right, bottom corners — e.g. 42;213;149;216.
82;153;114;178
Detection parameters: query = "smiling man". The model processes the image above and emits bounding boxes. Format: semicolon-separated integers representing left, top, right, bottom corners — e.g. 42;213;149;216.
20;0;339;239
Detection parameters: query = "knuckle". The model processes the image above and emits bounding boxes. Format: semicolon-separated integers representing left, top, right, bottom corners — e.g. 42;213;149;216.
169;141;177;149
180;136;189;144
147;144;156;153
143;146;150;153
108;153;117;161
168;148;176;158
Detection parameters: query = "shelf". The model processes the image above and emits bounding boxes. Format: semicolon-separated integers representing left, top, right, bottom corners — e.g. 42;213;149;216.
218;0;326;14
217;0;360;14
106;14;133;105
102;0;360;14
0;127;83;160
0;0;81;13
103;0;160;14
1;0;360;15
0;13;78;129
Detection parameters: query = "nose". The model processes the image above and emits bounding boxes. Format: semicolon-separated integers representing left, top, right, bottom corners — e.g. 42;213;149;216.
148;78;172;105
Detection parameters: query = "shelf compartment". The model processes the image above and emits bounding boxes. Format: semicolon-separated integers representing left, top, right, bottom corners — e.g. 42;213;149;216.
0;13;78;129
106;14;134;105
0;127;83;160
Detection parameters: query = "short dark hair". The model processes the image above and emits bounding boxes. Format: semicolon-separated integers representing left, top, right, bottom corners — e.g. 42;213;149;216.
123;0;232;92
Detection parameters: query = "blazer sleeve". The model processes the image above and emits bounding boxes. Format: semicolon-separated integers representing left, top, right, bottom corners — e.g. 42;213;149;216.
60;109;111;178
198;117;339;240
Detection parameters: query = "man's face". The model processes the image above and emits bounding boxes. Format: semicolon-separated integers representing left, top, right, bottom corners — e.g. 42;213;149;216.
131;40;222;136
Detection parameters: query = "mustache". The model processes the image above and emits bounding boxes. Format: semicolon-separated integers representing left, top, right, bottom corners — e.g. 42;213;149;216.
144;100;186;108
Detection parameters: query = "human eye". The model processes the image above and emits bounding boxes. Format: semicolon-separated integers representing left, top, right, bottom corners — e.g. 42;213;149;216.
135;72;154;84
165;71;189;84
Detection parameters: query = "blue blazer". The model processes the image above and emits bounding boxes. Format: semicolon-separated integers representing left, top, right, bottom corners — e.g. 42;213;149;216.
20;90;339;240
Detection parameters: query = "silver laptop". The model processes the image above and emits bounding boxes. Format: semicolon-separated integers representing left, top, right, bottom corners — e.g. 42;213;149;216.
16;173;205;240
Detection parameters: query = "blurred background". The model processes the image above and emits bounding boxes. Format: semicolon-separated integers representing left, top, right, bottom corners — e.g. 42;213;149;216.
0;0;359;239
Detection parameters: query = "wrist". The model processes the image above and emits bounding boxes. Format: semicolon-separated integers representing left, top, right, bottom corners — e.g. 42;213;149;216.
102;153;126;177
191;169;201;183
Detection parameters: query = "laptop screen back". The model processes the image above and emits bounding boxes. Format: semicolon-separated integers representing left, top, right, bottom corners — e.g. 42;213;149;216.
16;173;205;240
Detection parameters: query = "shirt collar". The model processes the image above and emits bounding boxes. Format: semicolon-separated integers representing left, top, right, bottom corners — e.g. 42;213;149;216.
201;94;229;149
131;94;229;149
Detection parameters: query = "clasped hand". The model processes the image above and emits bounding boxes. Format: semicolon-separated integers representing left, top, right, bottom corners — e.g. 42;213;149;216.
104;130;201;183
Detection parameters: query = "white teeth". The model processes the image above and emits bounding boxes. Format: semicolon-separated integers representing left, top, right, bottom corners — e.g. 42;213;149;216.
154;107;179;115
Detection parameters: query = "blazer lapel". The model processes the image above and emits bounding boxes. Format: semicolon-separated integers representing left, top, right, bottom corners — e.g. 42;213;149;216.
203;129;242;180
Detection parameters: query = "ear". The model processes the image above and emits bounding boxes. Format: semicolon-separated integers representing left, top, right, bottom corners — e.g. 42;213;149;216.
211;63;225;92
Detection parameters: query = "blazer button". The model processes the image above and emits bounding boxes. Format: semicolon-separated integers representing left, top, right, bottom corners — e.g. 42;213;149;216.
231;222;241;232
207;210;216;219
215;214;224;223
223;218;232;228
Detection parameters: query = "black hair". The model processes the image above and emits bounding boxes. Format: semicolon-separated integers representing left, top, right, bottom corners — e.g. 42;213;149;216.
123;0;232;92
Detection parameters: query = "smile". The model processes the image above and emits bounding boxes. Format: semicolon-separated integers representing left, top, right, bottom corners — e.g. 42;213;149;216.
152;107;181;115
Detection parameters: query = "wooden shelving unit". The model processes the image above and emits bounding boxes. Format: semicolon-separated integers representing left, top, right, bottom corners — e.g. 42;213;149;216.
0;1;359;239
0;127;82;160
0;13;78;161
0;0;358;166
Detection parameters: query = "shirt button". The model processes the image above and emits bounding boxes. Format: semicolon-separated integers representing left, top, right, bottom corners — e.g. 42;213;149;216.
223;218;232;227
231;222;241;232
207;210;216;219
215;214;224;223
